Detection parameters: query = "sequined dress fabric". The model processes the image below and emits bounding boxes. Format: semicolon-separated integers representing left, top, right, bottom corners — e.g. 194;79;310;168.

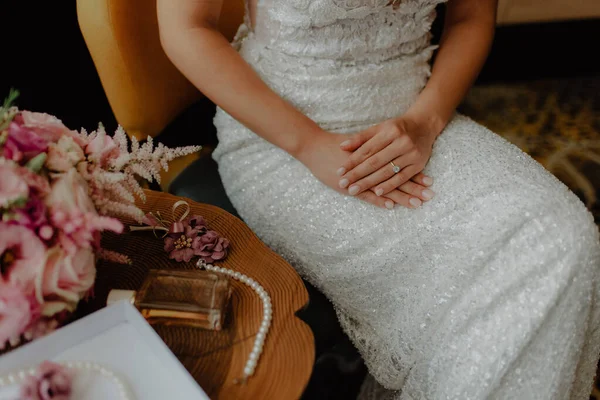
211;0;600;398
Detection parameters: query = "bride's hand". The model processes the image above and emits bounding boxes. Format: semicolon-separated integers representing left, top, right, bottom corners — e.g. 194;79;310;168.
335;115;437;207
296;131;431;209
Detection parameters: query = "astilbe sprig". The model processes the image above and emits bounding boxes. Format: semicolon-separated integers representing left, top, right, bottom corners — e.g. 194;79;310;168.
71;123;200;222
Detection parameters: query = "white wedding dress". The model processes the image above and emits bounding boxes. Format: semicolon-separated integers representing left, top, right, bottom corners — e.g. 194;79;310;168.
211;0;600;398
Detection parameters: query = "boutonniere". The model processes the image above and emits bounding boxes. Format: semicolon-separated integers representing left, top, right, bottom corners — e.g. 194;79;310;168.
130;200;230;263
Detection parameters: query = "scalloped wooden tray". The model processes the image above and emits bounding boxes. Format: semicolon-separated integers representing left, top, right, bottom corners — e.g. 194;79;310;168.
92;190;315;399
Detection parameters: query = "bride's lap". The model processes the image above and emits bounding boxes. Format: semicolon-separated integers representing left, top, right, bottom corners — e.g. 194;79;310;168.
216;113;600;394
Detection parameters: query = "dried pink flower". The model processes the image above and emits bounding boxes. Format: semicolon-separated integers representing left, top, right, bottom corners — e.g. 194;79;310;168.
85;129;120;166
164;224;201;263
3;121;48;162
46;168;95;214
194;230;230;264
20;361;73;400
17;111;73;143
0;223;47;293
0;162;29;207
46;136;84;172
0;280;33;348
11;197;48;230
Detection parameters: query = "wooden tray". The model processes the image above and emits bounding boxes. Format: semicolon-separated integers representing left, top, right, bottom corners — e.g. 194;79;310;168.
86;190;314;399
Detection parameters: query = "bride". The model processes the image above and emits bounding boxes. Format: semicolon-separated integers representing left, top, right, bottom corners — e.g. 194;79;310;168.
158;0;600;398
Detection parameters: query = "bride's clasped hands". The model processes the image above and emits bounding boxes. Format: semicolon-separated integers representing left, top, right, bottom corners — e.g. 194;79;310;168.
296;114;439;209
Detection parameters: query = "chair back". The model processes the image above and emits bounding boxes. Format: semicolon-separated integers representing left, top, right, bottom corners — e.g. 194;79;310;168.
77;0;244;140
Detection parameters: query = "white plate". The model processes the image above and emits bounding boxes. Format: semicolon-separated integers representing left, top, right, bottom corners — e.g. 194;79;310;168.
0;301;209;400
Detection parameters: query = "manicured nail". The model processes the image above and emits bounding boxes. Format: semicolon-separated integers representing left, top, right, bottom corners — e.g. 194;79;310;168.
409;198;422;207
422;176;433;186
385;200;394;209
422;189;434;200
339;178;349;188
340;140;351;147
337;167;346;176
375;188;383;196
348;185;360;195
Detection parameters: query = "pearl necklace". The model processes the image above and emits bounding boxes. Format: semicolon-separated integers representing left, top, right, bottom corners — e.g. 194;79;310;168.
196;260;272;382
0;361;134;399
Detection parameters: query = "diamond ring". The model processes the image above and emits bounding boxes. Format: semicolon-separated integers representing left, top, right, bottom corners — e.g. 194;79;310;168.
390;161;400;174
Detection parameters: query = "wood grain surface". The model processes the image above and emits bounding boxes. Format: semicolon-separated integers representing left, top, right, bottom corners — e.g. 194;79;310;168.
85;190;315;399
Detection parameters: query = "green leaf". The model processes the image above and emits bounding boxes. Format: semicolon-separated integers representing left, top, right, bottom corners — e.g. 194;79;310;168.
25;152;47;172
1;88;20;110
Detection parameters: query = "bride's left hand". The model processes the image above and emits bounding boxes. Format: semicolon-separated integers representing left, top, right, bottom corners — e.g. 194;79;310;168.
336;115;438;200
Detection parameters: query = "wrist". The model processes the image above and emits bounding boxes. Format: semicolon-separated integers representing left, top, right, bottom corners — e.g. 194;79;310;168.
403;107;449;140
287;124;326;162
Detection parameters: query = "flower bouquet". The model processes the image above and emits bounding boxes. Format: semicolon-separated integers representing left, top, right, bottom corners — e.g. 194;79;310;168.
0;90;200;350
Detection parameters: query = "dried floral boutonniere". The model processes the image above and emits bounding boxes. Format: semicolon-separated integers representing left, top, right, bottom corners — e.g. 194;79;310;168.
130;201;230;263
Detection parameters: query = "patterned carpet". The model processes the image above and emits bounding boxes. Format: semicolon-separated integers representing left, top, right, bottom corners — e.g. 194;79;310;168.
460;76;600;399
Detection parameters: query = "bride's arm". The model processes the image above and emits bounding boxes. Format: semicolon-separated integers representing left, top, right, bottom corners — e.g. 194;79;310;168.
404;0;498;135
335;0;498;198
158;0;431;209
157;0;322;157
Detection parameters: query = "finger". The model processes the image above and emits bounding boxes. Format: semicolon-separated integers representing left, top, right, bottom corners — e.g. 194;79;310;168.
338;127;377;152
356;190;395;210
338;129;402;176
339;142;408;189
384;189;423;209
411;172;433;186
376;164;419;195
343;152;412;195
396;180;435;202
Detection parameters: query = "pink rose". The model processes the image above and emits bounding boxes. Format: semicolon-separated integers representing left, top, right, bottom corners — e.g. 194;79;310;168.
85;132;120;166
2;122;48;162
46;168;95;214
20;361;73;400
38;246;96;303
0;281;33;347
16;111;72;143
45;136;84;172
0;223;47;294
0;162;29;207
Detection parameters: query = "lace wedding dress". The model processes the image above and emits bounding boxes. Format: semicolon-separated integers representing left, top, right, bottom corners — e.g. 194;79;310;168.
211;0;600;398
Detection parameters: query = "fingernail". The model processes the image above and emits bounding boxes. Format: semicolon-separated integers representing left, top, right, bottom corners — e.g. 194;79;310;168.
348;185;360;195
337;167;346;176
340;140;351;147
375;188;383;196
339;178;349;188
385;200;394;209
422;189;434;200
422;176;433;186
409;198;422;207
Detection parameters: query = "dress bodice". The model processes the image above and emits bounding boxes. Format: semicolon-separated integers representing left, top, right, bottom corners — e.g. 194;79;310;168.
235;0;446;64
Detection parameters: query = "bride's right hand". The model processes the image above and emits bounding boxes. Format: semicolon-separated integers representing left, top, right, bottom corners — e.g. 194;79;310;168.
295;131;432;209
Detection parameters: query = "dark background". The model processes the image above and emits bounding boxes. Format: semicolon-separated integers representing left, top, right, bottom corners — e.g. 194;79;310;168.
1;1;598;135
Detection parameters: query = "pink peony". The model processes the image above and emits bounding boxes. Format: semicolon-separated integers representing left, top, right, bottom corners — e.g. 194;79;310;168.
0;281;33;348
45;136;84;172
16;111;72;143
46;168;95;214
20;361;73;400
0;162;29;207
3;122;48;162
38;246;96;303
194;230;230;264
0;223;47;293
